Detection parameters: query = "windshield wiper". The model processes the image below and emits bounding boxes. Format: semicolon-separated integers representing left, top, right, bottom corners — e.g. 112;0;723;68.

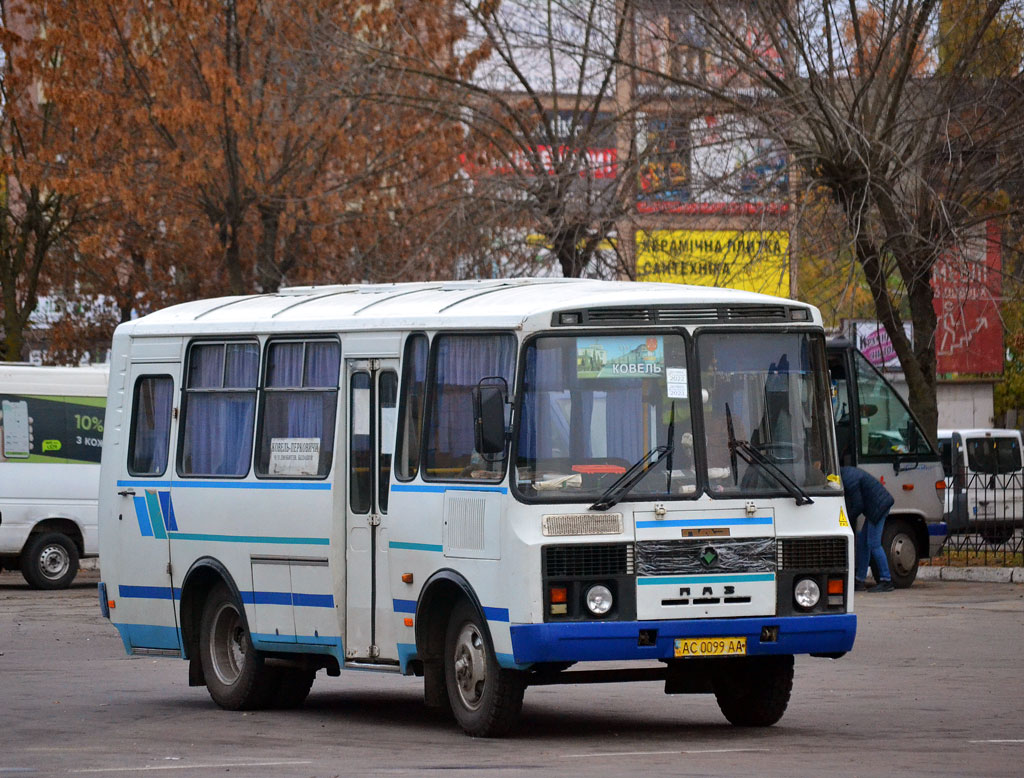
725;403;813;506
590;444;673;511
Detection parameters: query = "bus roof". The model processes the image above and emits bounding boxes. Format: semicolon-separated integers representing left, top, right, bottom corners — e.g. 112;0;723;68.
118;279;820;336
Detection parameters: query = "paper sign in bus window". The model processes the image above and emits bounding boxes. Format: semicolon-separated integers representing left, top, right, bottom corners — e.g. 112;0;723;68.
1;399;31;458
577;336;664;379
268;437;320;476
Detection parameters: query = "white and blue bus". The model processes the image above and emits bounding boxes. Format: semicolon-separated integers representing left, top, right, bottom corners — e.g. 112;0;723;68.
97;279;855;736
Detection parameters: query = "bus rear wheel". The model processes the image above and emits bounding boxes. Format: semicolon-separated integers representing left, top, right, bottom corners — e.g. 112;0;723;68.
21;532;79;590
444;600;524;737
713;655;794;727
199;583;273;710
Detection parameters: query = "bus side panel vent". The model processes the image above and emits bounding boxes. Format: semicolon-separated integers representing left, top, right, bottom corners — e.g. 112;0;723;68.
777;537;847;570
443;494;500;560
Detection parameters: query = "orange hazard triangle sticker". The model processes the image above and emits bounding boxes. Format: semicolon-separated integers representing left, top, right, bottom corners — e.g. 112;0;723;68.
839;507;850;528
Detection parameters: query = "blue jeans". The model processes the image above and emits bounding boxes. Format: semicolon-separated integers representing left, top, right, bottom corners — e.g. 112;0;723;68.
856;516;892;583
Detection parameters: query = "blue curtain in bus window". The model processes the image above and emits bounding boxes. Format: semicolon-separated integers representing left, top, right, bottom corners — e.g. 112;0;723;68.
518;345;578;461
605;383;642;460
181;343;257;476
129;376;173;476
427;334;515;477
258;341;339;477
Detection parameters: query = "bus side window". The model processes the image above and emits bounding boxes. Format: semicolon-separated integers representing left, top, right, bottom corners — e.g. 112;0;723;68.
256;339;340;478
128;376;174;476
395;334;428;481
424;333;516;481
179;342;259;477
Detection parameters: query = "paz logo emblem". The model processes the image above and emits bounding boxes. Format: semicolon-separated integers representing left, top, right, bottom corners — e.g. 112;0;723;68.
700;545;719;568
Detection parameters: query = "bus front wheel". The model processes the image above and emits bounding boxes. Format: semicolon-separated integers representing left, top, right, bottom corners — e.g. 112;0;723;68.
713;655;794;727
444;600;524;737
199;583;273;710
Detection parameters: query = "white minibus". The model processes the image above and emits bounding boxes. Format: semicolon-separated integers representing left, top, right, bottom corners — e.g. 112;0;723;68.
0;364;108;588
97;279;855;736
939;428;1023;545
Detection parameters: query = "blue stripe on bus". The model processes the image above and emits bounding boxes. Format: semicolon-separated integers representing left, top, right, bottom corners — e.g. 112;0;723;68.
158;490;178;531
635;517;774;529
388;541;444;552
638;573;776;585
145;490;167;539
928;522;948;536
117;479;331;491
168;532;329;545
292;593;334;608
119;585;180;600
252;591;292;606
393;599;507;622
114;623;182;653
133;496;154;537
391;484;508;495
483;607;510;623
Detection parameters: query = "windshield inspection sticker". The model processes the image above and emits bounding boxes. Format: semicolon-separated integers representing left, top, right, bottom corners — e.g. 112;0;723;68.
269;437;320;476
666;368;688;399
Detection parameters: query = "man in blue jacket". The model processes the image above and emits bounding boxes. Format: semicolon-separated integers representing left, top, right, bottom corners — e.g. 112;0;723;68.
840;466;895;592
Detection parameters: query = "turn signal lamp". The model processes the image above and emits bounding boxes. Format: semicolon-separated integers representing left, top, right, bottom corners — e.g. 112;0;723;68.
549;586;567;603
935;480;946;501
401;573;414;584
827;579;844;595
403;617;414;628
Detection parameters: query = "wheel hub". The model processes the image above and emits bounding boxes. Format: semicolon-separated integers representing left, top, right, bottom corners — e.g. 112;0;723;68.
452;623;487;710
209;603;246;686
39;544;70;580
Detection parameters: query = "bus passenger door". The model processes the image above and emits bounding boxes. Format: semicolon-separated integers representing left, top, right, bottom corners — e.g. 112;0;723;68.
113;362;180;651
345;358;399;662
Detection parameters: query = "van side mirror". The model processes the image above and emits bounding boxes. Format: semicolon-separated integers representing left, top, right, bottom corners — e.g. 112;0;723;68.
472;380;508;457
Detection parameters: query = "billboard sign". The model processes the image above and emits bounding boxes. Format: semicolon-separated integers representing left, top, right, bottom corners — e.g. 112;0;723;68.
932;221;1003;376
635;229;790;296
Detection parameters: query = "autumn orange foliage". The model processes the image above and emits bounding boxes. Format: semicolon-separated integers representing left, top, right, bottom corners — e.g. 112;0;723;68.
2;0;479;360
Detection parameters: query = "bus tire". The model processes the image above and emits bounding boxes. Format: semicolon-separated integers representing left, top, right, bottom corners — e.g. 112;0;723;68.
712;655;793;727
444;600;524;737
21;532;79;590
199;583;273;710
268;667;316;709
883;518;918;589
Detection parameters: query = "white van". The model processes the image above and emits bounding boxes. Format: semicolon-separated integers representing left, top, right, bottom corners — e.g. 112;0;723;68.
938;428;1023;545
0;364;109;588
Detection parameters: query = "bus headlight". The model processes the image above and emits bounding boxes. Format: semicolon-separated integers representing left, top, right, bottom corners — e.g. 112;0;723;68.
794;578;821;610
585;584;613;616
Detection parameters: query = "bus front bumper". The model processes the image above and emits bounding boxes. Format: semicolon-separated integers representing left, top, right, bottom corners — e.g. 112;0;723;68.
509;613;856;664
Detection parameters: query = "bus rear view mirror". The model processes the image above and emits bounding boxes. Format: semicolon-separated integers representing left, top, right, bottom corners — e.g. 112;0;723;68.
473;381;507;456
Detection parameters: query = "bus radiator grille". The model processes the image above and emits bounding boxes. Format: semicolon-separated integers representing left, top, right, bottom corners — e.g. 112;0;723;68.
543;543;634;577
635;538;775;576
777;537;847;570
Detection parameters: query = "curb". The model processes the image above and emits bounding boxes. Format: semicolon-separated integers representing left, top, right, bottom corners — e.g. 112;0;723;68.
917;565;1024;583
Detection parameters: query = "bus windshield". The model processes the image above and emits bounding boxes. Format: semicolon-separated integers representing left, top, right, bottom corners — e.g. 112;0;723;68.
514;330;838;503
515;334;693;501
698;331;838;497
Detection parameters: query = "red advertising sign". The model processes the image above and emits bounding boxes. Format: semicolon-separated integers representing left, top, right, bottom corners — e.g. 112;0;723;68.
932;220;1003;375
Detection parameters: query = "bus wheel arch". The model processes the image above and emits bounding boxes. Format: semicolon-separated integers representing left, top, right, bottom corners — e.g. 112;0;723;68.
180;558;248;683
414;571;480;713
